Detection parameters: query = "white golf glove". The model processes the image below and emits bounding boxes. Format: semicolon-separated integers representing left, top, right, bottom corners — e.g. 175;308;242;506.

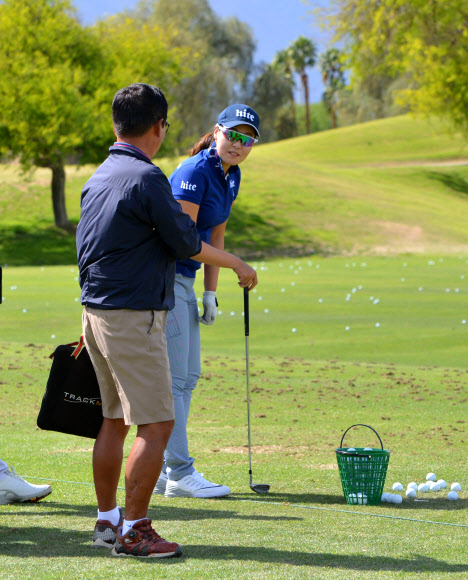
198;291;218;325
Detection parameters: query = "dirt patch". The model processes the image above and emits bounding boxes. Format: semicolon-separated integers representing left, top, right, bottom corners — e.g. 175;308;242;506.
377;221;423;243
365;221;426;255
316;463;339;470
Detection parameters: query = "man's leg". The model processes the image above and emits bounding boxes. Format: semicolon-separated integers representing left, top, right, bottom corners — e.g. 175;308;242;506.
125;420;174;520
93;417;130;511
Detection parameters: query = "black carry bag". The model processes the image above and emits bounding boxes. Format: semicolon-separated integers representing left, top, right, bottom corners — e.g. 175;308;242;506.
37;337;103;439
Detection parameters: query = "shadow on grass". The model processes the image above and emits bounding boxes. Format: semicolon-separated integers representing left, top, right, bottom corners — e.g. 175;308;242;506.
230;492;468;511
225;204;315;259
229;492;344;505
1;503;467;572
0;224;78;267
2;501;302;523
427;171;468;198
1;524;467;573
181;546;468;572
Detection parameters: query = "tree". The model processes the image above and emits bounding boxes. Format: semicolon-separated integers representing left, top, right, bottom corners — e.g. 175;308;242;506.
328;0;468;134
127;0;257;151
319;48;345;128
0;0;190;230
288;36;317;134
248;63;297;142
272;49;298;137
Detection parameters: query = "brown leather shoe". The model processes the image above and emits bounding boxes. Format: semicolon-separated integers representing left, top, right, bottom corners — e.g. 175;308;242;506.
92;507;124;548
111;519;182;559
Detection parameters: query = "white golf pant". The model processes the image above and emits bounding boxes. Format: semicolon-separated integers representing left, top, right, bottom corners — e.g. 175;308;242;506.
163;274;201;481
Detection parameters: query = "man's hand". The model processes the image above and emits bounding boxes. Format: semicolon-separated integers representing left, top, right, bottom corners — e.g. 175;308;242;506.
233;259;258;290
198;291;218;325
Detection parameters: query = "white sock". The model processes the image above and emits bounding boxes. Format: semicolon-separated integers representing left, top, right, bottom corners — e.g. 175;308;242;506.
122;517;146;536
98;506;121;527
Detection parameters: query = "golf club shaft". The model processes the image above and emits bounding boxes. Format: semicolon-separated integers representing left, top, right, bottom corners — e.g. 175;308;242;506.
244;287;253;485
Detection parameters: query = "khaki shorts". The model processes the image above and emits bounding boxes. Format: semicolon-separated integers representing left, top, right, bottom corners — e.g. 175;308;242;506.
82;307;174;426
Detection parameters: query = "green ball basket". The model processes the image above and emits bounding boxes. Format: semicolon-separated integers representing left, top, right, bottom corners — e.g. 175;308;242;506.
335;424;390;506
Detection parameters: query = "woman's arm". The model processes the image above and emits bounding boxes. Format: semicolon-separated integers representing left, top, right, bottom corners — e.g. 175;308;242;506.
176;199;256;288
203;220;227;292
178;199;200;223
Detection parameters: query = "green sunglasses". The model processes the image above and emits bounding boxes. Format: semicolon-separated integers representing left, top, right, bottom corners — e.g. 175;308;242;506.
217;124;258;147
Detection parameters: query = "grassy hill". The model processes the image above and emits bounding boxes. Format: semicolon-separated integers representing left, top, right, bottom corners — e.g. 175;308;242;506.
1;115;467;265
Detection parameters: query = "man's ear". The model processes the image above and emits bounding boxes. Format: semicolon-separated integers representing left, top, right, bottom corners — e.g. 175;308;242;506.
153;119;164;138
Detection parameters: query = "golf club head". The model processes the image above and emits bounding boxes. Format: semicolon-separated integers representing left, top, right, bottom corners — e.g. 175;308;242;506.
250;483;270;494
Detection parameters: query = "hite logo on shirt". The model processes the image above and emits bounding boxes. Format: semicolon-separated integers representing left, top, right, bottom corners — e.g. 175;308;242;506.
236;108;255;122
230;180;235;188
181;180;197;191
64;392;102;405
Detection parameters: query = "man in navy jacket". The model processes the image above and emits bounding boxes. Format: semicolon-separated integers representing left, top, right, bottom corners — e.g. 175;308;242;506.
76;83;257;559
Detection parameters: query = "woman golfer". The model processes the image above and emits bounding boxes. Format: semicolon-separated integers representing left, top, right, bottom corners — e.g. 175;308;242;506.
154;104;260;498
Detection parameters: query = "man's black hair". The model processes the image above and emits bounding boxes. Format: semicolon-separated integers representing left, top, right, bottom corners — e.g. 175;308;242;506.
112;83;168;138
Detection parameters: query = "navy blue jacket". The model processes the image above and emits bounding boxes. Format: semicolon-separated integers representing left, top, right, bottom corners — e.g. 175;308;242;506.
76;144;202;310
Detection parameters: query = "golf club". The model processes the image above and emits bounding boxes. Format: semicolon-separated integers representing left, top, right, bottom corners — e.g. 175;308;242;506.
244;286;270;494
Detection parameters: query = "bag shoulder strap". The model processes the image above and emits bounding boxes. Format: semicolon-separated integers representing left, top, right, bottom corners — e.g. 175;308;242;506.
49;335;85;360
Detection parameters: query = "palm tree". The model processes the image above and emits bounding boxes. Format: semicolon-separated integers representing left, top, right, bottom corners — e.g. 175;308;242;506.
272;48;297;136
288;36;317;134
319;48;345;129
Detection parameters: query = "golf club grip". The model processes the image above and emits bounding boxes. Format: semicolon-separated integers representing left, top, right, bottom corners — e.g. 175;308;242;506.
244;287;249;336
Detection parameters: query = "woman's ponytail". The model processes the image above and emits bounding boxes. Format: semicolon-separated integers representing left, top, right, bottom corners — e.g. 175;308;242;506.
189;132;215;157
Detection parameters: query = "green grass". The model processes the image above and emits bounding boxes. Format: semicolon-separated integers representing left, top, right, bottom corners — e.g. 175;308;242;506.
1;115;467;265
0;115;467;577
2;256;466;367
1;256;467;578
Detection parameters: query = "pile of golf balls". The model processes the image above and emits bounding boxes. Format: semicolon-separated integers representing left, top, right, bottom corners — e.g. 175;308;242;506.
381;493;402;504
348;493;367;505
384;473;462;502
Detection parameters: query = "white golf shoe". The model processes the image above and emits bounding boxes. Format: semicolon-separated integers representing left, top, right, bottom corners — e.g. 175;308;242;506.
0;466;52;504
165;471;231;498
153;471;168;495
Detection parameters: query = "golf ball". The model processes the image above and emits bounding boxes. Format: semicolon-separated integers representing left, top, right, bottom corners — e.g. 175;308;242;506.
363;447;373;451
429;482;440;492
392;483;404;492
418;483;429;492
437;480;447;489
392;494;403;504
348;493;357;504
407;482;418;491
451;483;461;491
357;493;368;505
448;491;459;500
406;489;417;498
381;493;389;503
426;472;437;482
347;448;356;452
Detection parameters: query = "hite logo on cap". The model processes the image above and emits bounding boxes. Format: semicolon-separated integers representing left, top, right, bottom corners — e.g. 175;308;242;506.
236;108;255;122
64;392;102;405
217;103;260;136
